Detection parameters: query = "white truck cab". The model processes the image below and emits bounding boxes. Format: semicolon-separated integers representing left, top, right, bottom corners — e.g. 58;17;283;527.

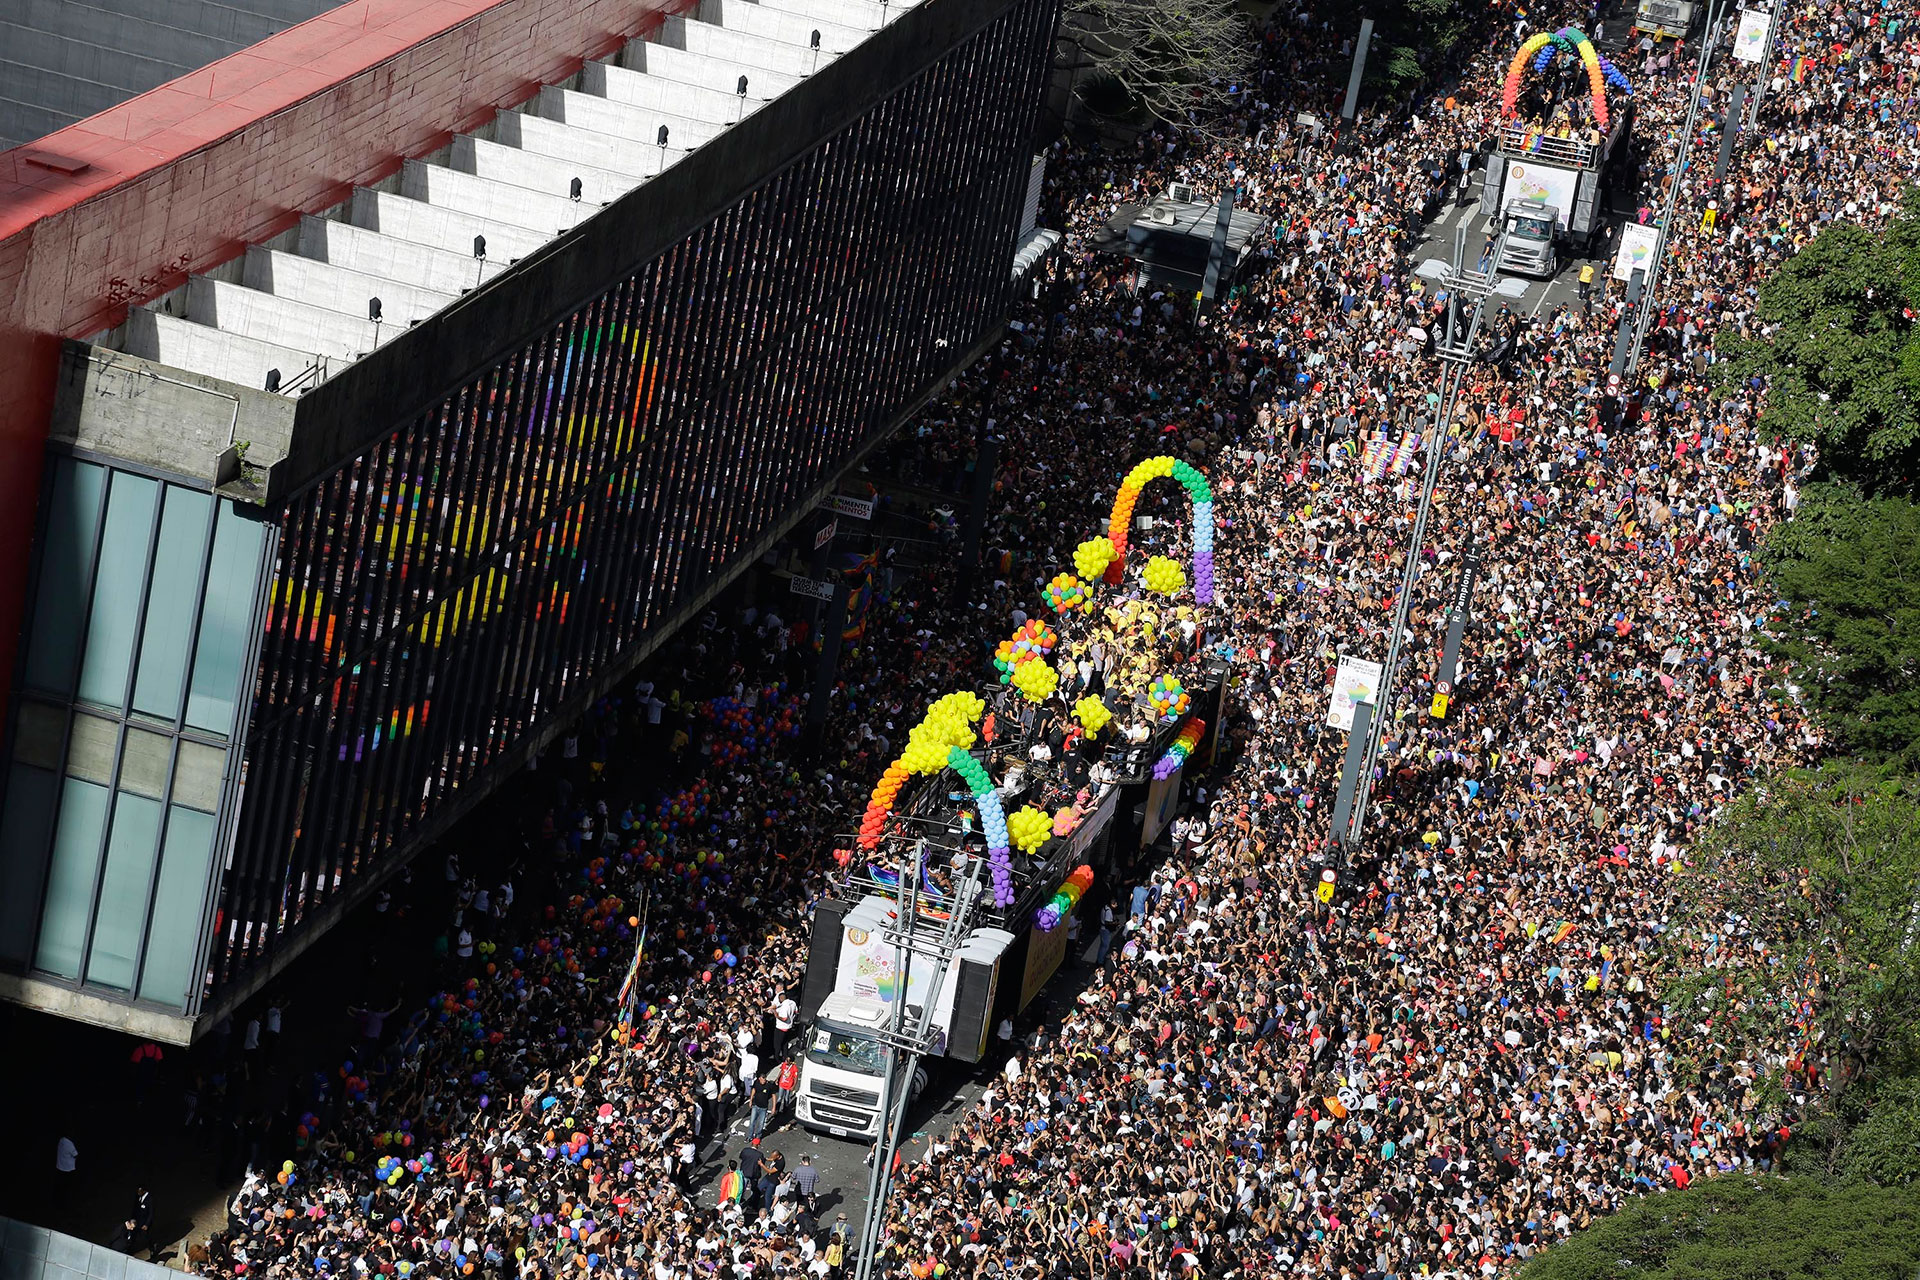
794;995;932;1139
793;895;1017;1140
1497;200;1561;279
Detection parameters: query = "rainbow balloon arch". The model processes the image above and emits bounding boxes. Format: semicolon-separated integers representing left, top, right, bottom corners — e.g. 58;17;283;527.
852;453;1221;910
1104;455;1216;605
1501;27;1632;132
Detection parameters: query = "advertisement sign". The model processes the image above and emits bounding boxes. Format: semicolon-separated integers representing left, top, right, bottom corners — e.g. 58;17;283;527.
825;494;877;520
1732;8;1771;61
1019;916;1071;1011
1612;221;1660;282
1327;655;1383;731
1502;161;1580;228
813;518;838;549
788;575;835;601
838;921;935;1006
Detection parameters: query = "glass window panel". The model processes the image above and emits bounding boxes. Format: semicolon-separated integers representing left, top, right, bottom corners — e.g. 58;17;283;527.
12;698;66;771
172;741;226;813
119;727;172;800
133;486;213;723
86;790;163;991
65;713;118;785
0;763;60;964
138;805;216;1009
33;777;110;979
24;459;106;695
186;504;266;737
76;472;159;710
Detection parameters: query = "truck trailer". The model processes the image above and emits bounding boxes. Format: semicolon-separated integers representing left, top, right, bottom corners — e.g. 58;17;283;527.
1479;102;1635;273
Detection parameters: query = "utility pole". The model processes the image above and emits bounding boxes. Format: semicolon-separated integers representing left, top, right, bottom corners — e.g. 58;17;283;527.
1339;229;1509;859
1623;0;1732;382
850;849;982;1280
1341;18;1375;123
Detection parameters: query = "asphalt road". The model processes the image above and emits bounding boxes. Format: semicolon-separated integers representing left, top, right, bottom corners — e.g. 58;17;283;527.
1410;191;1604;321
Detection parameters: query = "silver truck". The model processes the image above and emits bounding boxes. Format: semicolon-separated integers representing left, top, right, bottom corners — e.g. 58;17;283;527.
1495;200;1560;278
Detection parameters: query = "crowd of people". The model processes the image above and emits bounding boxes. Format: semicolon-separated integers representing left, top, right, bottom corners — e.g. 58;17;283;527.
171;0;1920;1276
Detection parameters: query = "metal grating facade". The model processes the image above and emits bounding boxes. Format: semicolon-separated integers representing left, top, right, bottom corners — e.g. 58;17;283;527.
212;0;1057;992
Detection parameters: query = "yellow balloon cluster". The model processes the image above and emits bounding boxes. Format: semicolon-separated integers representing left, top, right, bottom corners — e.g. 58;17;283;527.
1007;805;1053;855
1143;555;1187;596
1124;456;1177;488
1073;536;1118;580
899;691;985;774
1011;658;1059;703
1074;696;1113;735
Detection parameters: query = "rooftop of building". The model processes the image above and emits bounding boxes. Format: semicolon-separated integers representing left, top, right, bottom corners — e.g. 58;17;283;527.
0;0;346;152
5;0;920;494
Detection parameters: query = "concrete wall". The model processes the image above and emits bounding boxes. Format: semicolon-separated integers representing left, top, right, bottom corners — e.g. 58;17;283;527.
48;342;298;482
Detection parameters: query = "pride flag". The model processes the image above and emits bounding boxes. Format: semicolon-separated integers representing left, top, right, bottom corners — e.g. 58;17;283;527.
1790;56;1809;82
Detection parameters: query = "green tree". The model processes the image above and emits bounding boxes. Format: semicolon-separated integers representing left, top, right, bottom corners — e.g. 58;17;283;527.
1662;768;1920;1164
1760;485;1920;765
1715;189;1920;497
1517;1177;1920;1280
1369;0;1472;96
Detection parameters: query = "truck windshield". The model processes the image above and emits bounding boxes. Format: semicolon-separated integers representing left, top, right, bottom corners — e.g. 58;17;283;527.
1512;217;1553;239
808;1026;884;1075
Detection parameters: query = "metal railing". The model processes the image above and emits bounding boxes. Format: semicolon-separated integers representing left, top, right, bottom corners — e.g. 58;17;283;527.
1501;124;1599;169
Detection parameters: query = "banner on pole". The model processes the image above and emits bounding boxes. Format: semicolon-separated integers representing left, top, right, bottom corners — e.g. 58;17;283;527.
1732;9;1771;61
1327;654;1383;731
825;494;877;520
788;575;836;601
814;518;838;549
1611;221;1660;282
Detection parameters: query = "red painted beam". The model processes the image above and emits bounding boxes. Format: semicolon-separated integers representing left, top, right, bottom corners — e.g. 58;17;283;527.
0;0;686;726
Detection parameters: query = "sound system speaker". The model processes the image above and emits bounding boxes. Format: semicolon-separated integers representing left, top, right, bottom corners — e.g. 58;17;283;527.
798;899;851;1020
949;956;998;1064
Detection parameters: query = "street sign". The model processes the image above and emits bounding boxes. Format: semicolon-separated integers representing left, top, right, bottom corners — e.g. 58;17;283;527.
788;575;835;601
814;518;838;549
1316;870;1336;903
825;494;876;520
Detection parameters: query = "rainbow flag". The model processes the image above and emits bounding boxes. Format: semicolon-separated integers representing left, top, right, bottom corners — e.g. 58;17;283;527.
615;892;649;1030
1551;921;1579;944
718;1169;745;1203
1790;57;1809;82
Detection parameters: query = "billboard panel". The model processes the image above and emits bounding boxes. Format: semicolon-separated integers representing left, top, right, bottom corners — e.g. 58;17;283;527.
1502;161;1580;227
1612;221;1660;282
1327;654;1383;731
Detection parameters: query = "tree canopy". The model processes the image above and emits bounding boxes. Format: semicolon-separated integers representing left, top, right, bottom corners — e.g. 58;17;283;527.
1715;190;1920;497
1663;768;1920;1162
1758;485;1920;766
1517;1177;1920;1280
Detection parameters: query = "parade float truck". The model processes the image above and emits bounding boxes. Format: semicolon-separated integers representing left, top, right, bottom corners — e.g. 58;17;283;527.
791;455;1229;1140
792;691;1220;1140
1483;27;1637;274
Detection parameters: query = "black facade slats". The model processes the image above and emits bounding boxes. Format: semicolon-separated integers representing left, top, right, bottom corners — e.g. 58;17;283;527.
210;0;1059;1001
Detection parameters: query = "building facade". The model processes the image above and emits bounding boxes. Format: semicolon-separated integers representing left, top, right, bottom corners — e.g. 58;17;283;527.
0;0;1059;1040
